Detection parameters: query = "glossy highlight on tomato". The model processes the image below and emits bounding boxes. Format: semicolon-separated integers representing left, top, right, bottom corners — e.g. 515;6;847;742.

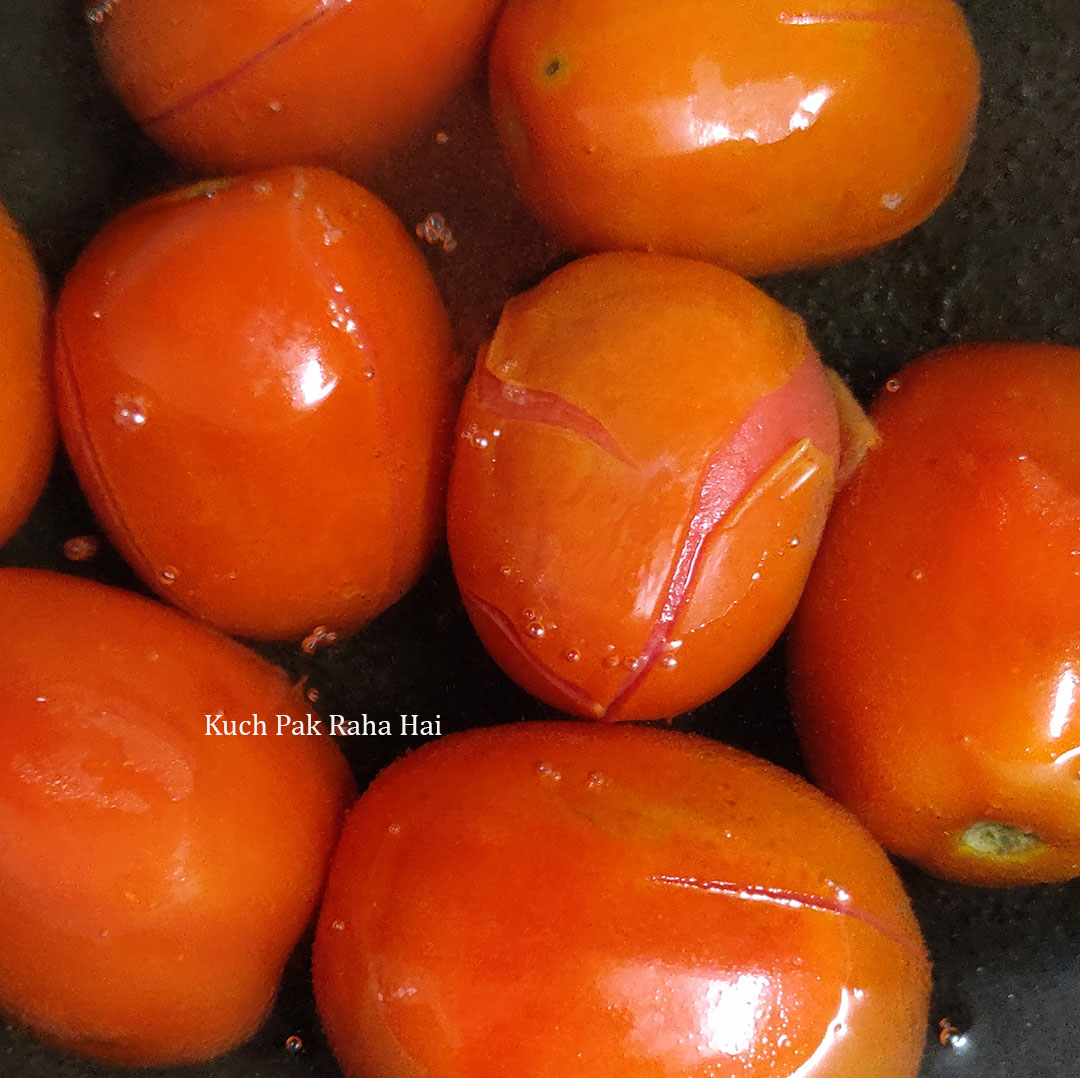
789;343;1080;886
489;0;980;276
88;0;504;175
448;253;841;721
0;569;355;1064
313;721;930;1078
0;202;53;546
55;167;458;641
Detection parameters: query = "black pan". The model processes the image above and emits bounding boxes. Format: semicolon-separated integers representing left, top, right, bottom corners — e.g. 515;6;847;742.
0;0;1078;1075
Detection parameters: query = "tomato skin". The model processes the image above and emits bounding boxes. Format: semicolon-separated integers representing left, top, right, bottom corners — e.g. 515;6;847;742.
90;0;503;175
55;167;457;641
0;568;355;1065
489;0;979;276
313;721;929;1078
0;203;54;546
789;343;1080;886
447;253;840;721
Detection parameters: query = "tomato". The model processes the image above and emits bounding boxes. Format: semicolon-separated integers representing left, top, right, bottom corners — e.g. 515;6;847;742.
88;0;504;175
0;568;355;1064
789;343;1080;886
313;721;930;1078
447;253;841;721
55;167;458;641
0;202;53;547
489;0;980;276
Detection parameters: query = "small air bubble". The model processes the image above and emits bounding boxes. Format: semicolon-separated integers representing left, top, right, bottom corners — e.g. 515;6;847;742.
331;919;346;931
252;180;272;196
85;0;116;25
522;609;537;621
362;366;375;380
938;1018;968;1049
113;394;148;430
789;537;800;548
622;656;643;672
751;571;762;581
537;762;561;780
306;687;320;703
881;192;904;211
387;823;401;835
563;649;581;663
602;655;620;669
526;622;545;639
435;131;450;145
911;569;925;581
285;1035;303;1054
415;212;457;252
885;378;901;393
301;625;340;654
268;100;284;113
63;535;100;562
660;655;678;669
499;565;512;577
159;567;178;585
587;771;606;788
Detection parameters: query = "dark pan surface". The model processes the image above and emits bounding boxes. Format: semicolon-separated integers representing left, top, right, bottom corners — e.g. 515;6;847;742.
1;0;1078;1075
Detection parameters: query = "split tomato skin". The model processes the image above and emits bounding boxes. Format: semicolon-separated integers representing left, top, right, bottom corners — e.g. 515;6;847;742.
489;0;980;276
447;253;840;721
789;343;1080;886
0;204;54;546
0;569;355;1065
55;167;458;641
313;721;930;1078
89;0;504;175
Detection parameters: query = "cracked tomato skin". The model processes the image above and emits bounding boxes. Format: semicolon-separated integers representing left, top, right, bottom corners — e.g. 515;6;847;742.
789;343;1080;886
0;203;53;546
89;0;503;175
55;167;457;642
489;0;979;276
313;721;930;1078
447;253;840;721
0;569;355;1065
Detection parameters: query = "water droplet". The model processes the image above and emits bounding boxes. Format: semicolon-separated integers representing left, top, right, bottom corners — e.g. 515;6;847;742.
63;535;100;562
885;377;901;393
306;687;320;703
537;762;562;780
362;366;375;380
387;823;401;835
526;622;545;639
113;394;148;430
331;919;346;931
910;568;925;582
881;192;904;211
268;100;284;113
159;567;178;585
252;180;272;197
499;565;512;577
750;571;762;581
301;625;340;654
99;928;110;938
435;131;450;145
91;310;102;319
563;648;581;663
938;1018;968;1049
587;771;606;788
285;1034;303;1053
522;609;537;621
622;655;643;671
34;696;47;703
665;638;683;651
415;212;457;252
602;655;620;669
660;655;678;669
788;537;800;548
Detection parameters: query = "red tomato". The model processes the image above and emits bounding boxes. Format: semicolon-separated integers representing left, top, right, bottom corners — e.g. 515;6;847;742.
489;0;979;276
89;0;504;175
789;343;1080;886
55;167;458;641
447;253;841;721
0;203;54;546
313;721;930;1078
0;569;355;1064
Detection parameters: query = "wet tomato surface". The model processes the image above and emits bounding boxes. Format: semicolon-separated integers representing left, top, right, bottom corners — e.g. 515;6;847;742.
313;721;930;1078
89;0;504;175
448;252;841;721
54;166;458;642
489;0;980;276
0;569;354;1065
0;202;53;546
789;343;1080;886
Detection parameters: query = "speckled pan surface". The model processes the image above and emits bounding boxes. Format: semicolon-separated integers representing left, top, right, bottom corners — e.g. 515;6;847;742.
0;0;1077;1075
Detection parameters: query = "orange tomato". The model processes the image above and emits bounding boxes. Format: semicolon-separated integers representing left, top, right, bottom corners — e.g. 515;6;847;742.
313;721;930;1078
0;202;53;546
55;167;458;641
0;568;355;1064
789;343;1080;886
89;0;504;175
447;253;841;721
489;0;980;276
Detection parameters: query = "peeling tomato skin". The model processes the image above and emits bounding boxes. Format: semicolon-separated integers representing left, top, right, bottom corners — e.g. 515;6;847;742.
789;343;1080;886
0;204;54;547
54;167;457;642
313;722;930;1078
447;253;840;721
91;0;504;174
489;0;979;276
0;569;355;1065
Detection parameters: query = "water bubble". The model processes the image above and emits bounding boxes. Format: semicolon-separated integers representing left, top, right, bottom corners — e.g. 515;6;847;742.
602;655;621;669
85;0;117;25
499;565;512;577
526;622;545;640
563;649;581;663
362;366;375;380
268;100;284;113
435;131;450;145
881;192;904;211
159;567;178;585
331;919;346;931
522;609;537;621
285;1034;303;1053
63;535;100;562
387;823;401;835
937;1018;968;1049
665;639;683;651
788;537;800;548
622;656;643;672
537;762;562;781
252;180;272;197
306;687;320;704
750;571;762;581
113;394;148;430
910;569;925;582
660;655;678;669
587;771;606;788
415;212;457;253
301;625;340;654
885;378;901;393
